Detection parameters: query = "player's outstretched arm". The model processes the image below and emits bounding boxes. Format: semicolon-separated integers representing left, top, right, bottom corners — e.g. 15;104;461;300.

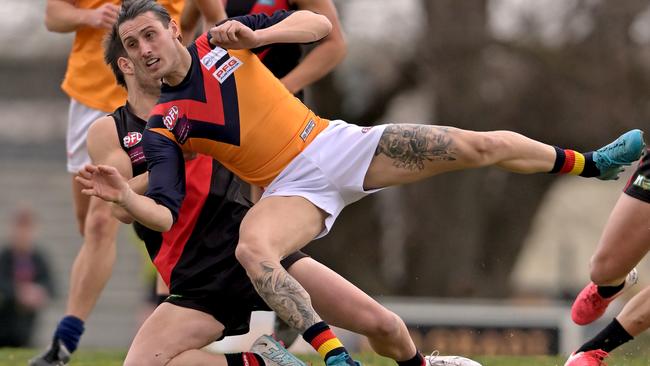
209;10;331;50
279;0;347;94
76;165;174;232
45;0;119;33
255;10;332;45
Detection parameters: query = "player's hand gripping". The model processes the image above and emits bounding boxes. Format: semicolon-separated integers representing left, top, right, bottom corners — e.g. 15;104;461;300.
209;20;259;49
76;164;132;206
85;3;120;29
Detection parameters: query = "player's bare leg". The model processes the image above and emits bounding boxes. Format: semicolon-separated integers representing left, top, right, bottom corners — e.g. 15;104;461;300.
289;258;415;360
66;197;119;320
289;258;482;366
617;285;650;336
571;194;648;325
125;303;224;366
125;303;303;366
126;303;303;366
364;125;644;189
29;197;119;366
72;176;91;235
589;194;650;285
236;196;359;366
236;196;325;331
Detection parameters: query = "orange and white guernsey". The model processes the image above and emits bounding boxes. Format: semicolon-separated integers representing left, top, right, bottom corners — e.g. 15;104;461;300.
144;11;329;219
61;0;183;112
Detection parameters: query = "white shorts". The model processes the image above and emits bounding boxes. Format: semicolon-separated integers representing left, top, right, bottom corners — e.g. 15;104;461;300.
262;120;387;238
66;98;106;173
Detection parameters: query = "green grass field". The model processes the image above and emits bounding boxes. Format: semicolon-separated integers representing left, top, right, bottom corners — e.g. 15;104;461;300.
1;349;649;366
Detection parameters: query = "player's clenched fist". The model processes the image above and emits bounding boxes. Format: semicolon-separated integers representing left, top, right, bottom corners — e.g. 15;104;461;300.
209;20;259;49
85;3;120;29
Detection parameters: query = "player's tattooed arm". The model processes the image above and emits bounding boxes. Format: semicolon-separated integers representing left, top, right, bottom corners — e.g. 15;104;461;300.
252;262;320;332
374;124;456;171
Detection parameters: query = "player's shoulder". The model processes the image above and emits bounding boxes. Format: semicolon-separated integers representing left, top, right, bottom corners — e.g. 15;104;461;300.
88;114;117;135
87;114;119;148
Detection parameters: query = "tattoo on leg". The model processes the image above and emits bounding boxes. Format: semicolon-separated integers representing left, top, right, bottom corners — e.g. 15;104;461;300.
375;124;456;170
252;261;320;332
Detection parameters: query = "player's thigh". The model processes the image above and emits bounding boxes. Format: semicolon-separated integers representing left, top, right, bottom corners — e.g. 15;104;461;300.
289;257;397;334
591;194;650;282
72;176;91;234
125;302;225;366
364;124;496;189
238;195;327;258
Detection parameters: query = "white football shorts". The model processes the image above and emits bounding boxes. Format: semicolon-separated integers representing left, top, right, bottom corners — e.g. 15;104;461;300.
262;120;388;238
66;98;106;174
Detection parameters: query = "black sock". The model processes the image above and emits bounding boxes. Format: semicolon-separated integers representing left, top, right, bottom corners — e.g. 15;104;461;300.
396;351;425;366
597;281;625;298
577;318;633;353
579;152;600;177
225;352;265;366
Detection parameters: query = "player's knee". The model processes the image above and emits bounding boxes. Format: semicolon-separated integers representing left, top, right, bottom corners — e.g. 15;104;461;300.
589;253;619;284
84;209;114;242
236;238;285;278
74;202;89;232
589;258;607;284
75;211;86;236
235;239;265;270
365;309;403;340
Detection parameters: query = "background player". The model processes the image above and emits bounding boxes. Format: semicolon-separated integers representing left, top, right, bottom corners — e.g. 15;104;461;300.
187;0;347;99
35;0;181;364
565;150;650;365
179;0;228;45
44;0;182;233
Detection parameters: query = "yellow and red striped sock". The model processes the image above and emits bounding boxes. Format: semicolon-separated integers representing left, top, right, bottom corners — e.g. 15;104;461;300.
303;322;352;364
550;147;599;177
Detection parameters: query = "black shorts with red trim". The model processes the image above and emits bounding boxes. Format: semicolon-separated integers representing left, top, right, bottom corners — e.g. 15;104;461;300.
163;251;309;339
624;148;650;203
136;159;312;339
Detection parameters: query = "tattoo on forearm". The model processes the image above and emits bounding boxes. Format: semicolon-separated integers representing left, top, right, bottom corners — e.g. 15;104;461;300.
375;124;456;170
252;261;319;332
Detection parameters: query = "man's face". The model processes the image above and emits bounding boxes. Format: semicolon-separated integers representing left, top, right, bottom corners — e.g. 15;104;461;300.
119;11;179;81
134;61;163;95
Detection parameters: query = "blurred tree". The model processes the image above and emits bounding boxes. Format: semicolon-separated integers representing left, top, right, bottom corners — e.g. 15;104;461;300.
306;0;650;297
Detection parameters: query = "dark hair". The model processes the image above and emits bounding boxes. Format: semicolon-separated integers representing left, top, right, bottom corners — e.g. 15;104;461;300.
104;0;172;87
104;28;127;88
117;0;171;28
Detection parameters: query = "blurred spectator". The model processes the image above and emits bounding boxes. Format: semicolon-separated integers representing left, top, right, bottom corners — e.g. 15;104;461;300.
0;205;55;347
